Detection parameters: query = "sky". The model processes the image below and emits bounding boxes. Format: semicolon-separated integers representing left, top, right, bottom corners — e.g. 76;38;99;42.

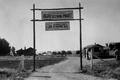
0;0;120;52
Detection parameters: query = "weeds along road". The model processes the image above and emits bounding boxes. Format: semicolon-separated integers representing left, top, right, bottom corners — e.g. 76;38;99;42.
24;57;116;80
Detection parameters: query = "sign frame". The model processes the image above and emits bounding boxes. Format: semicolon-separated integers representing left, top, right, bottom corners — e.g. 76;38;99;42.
31;3;83;71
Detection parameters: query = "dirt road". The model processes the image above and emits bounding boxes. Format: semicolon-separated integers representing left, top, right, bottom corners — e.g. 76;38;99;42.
24;57;116;80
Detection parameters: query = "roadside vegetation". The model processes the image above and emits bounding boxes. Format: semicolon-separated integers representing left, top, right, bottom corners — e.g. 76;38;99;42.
84;59;120;79
0;56;67;80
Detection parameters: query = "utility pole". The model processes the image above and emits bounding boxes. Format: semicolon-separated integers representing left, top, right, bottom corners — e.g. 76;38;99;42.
79;2;83;71
32;4;36;72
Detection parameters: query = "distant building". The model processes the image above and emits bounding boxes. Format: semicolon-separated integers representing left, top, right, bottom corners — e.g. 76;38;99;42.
46;51;52;55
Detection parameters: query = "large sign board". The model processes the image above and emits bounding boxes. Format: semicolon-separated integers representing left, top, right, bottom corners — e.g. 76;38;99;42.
41;10;73;20
45;22;70;31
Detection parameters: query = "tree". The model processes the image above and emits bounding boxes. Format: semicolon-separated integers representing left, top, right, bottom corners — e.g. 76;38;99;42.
0;38;10;56
25;47;34;56
66;51;72;55
16;47;34;56
16;48;24;56
61;50;66;56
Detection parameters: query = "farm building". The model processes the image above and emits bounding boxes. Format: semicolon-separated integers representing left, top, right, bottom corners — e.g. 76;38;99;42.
83;44;108;59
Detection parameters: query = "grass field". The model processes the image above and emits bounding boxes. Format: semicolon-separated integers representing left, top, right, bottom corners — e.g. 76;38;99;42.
0;55;66;80
0;56;66;69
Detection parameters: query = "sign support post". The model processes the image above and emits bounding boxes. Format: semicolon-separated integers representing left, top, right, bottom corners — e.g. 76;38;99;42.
32;4;36;72
79;2;83;71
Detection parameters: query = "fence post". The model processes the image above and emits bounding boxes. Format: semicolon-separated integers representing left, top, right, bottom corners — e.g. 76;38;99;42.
91;49;93;70
21;55;25;71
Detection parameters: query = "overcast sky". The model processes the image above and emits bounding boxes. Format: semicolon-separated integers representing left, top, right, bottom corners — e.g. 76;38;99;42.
0;0;120;51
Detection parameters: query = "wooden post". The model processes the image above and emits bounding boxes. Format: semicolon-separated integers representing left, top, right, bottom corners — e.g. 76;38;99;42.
21;55;25;70
33;4;36;72
79;2;83;71
91;49;93;70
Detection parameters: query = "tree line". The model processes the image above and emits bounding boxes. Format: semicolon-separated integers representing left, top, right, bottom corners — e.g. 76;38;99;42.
0;38;34;56
0;37;80;56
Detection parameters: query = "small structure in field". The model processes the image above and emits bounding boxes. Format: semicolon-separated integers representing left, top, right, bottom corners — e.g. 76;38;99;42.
83;43;108;59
